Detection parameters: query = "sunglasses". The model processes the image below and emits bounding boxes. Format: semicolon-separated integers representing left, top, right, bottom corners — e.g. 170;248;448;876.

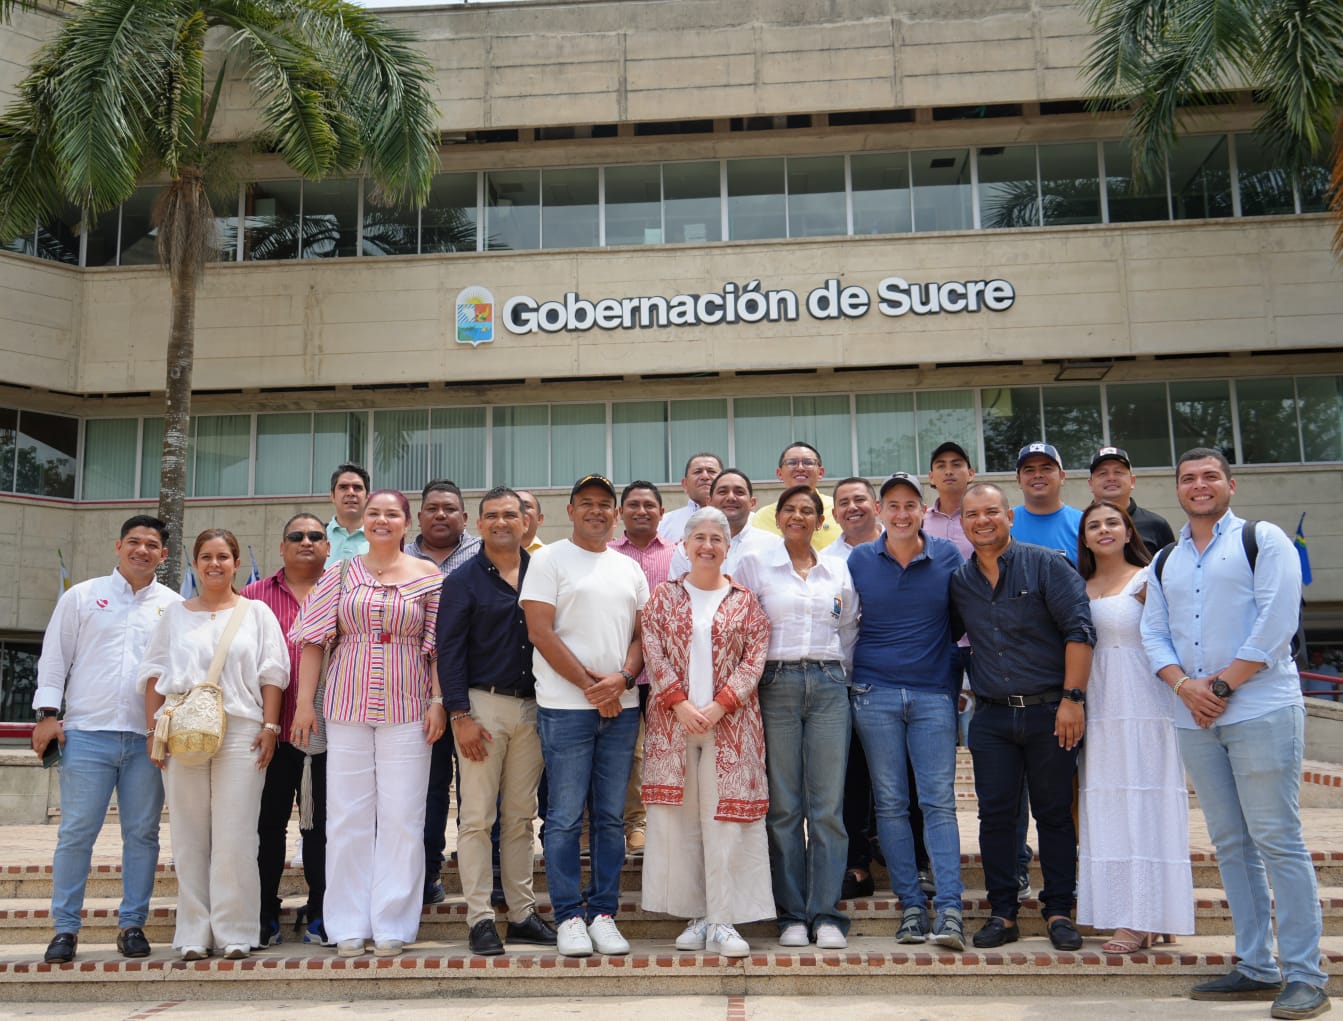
285;530;326;544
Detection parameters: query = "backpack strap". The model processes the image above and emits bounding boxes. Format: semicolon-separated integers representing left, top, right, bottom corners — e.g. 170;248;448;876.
1152;541;1177;585
1241;519;1260;571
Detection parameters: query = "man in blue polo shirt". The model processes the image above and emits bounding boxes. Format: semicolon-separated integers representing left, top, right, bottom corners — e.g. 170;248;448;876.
1010;443;1082;563
847;472;965;950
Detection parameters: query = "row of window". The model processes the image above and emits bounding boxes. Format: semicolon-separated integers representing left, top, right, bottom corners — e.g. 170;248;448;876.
3;375;1339;502
0;641;39;724
4;133;1331;266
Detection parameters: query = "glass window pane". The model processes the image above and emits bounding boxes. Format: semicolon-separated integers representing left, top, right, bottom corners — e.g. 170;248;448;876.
244;180;303;260
612;401;668;484
1038;142;1101;225
911;148;972;232
485;170;541;251
256;413;313;495
115;186;163;266
191;415;250;497
363;199;418;257
605;165;663;246
4;225;37;257
982;386;1041;473
791;395;853;476
301;179;360;258
851;152;912;236
787;156;846;238
82;419;139;499
541;168;599;250
551;403;606;483
855;392;915;477
1169;379;1234;463
373;409;429;494
83;204;121;268
669;399;729;479
1299;142;1333;213
313;412;367;493
1106;382;1172;467
216;190;240;263
1234;134;1296;216
37;203;81;265
421;172;478;253
727;158;786;241
664;162;721;245
1103;140;1169;222
15;410;76;497
1298;376;1343;461
733;397;791;481
915;390;978;470
0;408;15;491
1042;386;1103;470
978;145;1041;229
140;417;163;499
493;405;550;489
1;642;41;724
1170;135;1233;220
1236;378;1300;464
430;406;487;489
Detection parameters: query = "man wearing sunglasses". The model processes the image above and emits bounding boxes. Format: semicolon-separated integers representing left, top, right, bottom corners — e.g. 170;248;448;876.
244;513;332;948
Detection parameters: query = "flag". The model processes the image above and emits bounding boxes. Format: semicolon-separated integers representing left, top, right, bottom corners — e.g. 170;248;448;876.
1295;512;1313;587
179;557;197;599
246;545;261;586
57;549;71;599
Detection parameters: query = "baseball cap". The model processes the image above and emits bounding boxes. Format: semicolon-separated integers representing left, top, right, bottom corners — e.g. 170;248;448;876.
879;472;924;500
1015;442;1062;470
1089;446;1132;472
928;441;972;469
569;473;617;501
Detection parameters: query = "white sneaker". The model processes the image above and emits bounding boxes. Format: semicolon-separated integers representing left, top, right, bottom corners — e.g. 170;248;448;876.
675;917;707;951
706;923;750;958
335;939;366;958
222;944;250;960
586;914;630;955
778;923;809;947
815;923;847;950
556;916;593;957
372;940;404;957
180;946;208;961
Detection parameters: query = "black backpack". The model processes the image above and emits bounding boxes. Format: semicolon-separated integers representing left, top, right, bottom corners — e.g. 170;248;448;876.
1152;519;1305;660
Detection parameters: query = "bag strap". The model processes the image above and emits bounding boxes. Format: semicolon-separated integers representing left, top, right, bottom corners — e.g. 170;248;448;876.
1241;519;1260;571
204;600;248;689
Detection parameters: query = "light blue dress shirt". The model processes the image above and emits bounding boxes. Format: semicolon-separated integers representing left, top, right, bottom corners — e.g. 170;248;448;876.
325;517;368;566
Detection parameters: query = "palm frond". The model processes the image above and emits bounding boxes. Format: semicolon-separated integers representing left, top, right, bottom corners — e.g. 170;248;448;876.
1253;0;1343;175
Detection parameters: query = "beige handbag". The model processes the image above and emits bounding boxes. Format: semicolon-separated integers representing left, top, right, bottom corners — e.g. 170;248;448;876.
152;602;247;766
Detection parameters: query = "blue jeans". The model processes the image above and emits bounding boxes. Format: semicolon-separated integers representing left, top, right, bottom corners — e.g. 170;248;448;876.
851;684;963;915
968;701;1078;921
1178;704;1325;986
759;659;851;935
53;729;164;932
537;706;638;923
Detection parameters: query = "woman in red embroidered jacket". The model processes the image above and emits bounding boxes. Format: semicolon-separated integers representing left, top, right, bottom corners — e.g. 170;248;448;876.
640;506;773;959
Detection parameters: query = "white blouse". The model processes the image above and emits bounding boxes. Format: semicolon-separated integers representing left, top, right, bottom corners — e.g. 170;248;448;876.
136;598;290;724
734;543;859;665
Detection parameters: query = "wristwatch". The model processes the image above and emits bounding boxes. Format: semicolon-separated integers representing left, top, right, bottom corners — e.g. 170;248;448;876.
620;669;637;690
1210;677;1234;699
35;707;60;722
262;722;281;735
1061;688;1086;705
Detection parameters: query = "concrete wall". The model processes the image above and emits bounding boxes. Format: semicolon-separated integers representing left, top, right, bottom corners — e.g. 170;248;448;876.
0;6;50;108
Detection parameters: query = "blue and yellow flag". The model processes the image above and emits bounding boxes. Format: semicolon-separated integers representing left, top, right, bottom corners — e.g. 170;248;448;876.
1295;512;1312;587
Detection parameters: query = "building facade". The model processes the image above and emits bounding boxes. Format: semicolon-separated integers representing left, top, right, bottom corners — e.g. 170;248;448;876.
1;0;1340;716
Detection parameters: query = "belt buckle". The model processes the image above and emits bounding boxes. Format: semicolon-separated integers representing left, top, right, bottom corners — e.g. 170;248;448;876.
1007;694;1026;708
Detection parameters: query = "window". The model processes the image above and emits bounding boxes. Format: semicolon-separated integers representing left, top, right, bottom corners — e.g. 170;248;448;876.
37;203;81;265
0;408;15;493
117;186;163;266
733;397;791;480
541;168;599;250
256;413;314;495
851;152;912;236
0;641;41;724
492;405;549;488
430;407;487;489
915;390;978;470
422;172;479;254
1236;377;1300;463
191;415;250;497
612;401;668;483
1170;135;1233;220
727;158;786;241
663;162;721;244
1106;382;1172;467
1042;385;1103;470
1169;380;1234;462
981;386;1041;472
1234;134;1295;216
373;409;430;494
911;148;973;232
485;170;541;251
313;412;367;491
855;393;915;477
791;395;853;476
605;165;663;246
83;418;139;499
1037;142;1101;225
301;179;360;258
669;399;729;479
786;156;846;238
978;145;1041;229
244;180;303;260
1103;140;1169;222
140;417;164;499
15;410;77;498
1298;375;1343;462
550;403;606;482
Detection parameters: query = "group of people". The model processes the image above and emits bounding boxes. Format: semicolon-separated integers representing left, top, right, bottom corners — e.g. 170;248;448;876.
29;437;1327;1018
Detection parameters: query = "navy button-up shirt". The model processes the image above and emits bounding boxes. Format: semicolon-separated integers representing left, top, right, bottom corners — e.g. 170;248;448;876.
436;548;535;711
950;540;1095;699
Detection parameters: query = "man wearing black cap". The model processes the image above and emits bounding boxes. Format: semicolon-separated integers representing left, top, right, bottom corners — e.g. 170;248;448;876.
925;441;976;559
520;474;649;959
1087;447;1175;554
1011;442;1083;563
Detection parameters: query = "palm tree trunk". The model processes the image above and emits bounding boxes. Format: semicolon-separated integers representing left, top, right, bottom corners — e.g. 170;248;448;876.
156;262;197;590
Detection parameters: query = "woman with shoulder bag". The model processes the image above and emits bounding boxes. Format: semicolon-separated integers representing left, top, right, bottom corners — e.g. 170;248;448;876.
138;528;289;961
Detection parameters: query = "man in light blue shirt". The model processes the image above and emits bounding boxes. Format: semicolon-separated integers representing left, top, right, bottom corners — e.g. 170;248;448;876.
1009;443;1082;563
1141;447;1326;1018
324;462;370;566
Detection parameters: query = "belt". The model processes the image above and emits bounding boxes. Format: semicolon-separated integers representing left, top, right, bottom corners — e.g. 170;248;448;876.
469;685;532;700
978;691;1064;708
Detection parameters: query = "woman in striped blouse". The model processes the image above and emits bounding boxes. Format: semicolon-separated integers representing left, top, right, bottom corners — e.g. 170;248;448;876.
291;490;447;958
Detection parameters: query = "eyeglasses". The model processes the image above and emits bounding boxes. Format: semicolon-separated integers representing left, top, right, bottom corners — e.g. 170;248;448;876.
782;458;820;469
285;530;326;544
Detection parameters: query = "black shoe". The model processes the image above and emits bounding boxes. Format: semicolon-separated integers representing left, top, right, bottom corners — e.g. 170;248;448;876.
840;870;874;900
468;919;505;957
116;926;151;958
917;869;936;897
1272;981;1331;1019
1191;969;1284;1001
423;881;446;906
490;887;508;910
1046;917;1082;952
506;912;558;946
44;932;77;964
971;917;1019;949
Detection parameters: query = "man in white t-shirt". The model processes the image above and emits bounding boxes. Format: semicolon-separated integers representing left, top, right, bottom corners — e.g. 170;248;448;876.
520;474;649;959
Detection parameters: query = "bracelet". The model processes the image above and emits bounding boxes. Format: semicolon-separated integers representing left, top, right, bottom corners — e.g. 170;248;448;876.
1173;675;1191;696
450;711;472;723
428;696;444;706
262;722;281;734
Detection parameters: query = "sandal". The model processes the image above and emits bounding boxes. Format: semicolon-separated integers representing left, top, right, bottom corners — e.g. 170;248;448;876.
1101;928;1153;953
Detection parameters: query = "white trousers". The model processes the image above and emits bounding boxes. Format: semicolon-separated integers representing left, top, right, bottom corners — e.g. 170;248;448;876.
325;720;432;944
165;715;267;950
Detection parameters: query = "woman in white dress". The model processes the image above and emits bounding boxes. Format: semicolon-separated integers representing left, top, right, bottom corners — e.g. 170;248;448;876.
1075;501;1194;952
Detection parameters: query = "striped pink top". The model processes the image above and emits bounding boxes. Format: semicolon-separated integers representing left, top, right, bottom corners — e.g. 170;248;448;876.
290;558;441;725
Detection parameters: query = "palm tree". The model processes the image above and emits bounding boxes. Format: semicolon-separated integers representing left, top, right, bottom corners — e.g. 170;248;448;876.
0;0;438;587
1081;0;1342;252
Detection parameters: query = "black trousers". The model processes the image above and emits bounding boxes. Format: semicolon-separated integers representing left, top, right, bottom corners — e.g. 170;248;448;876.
424;729;455;878
257;741;326;923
